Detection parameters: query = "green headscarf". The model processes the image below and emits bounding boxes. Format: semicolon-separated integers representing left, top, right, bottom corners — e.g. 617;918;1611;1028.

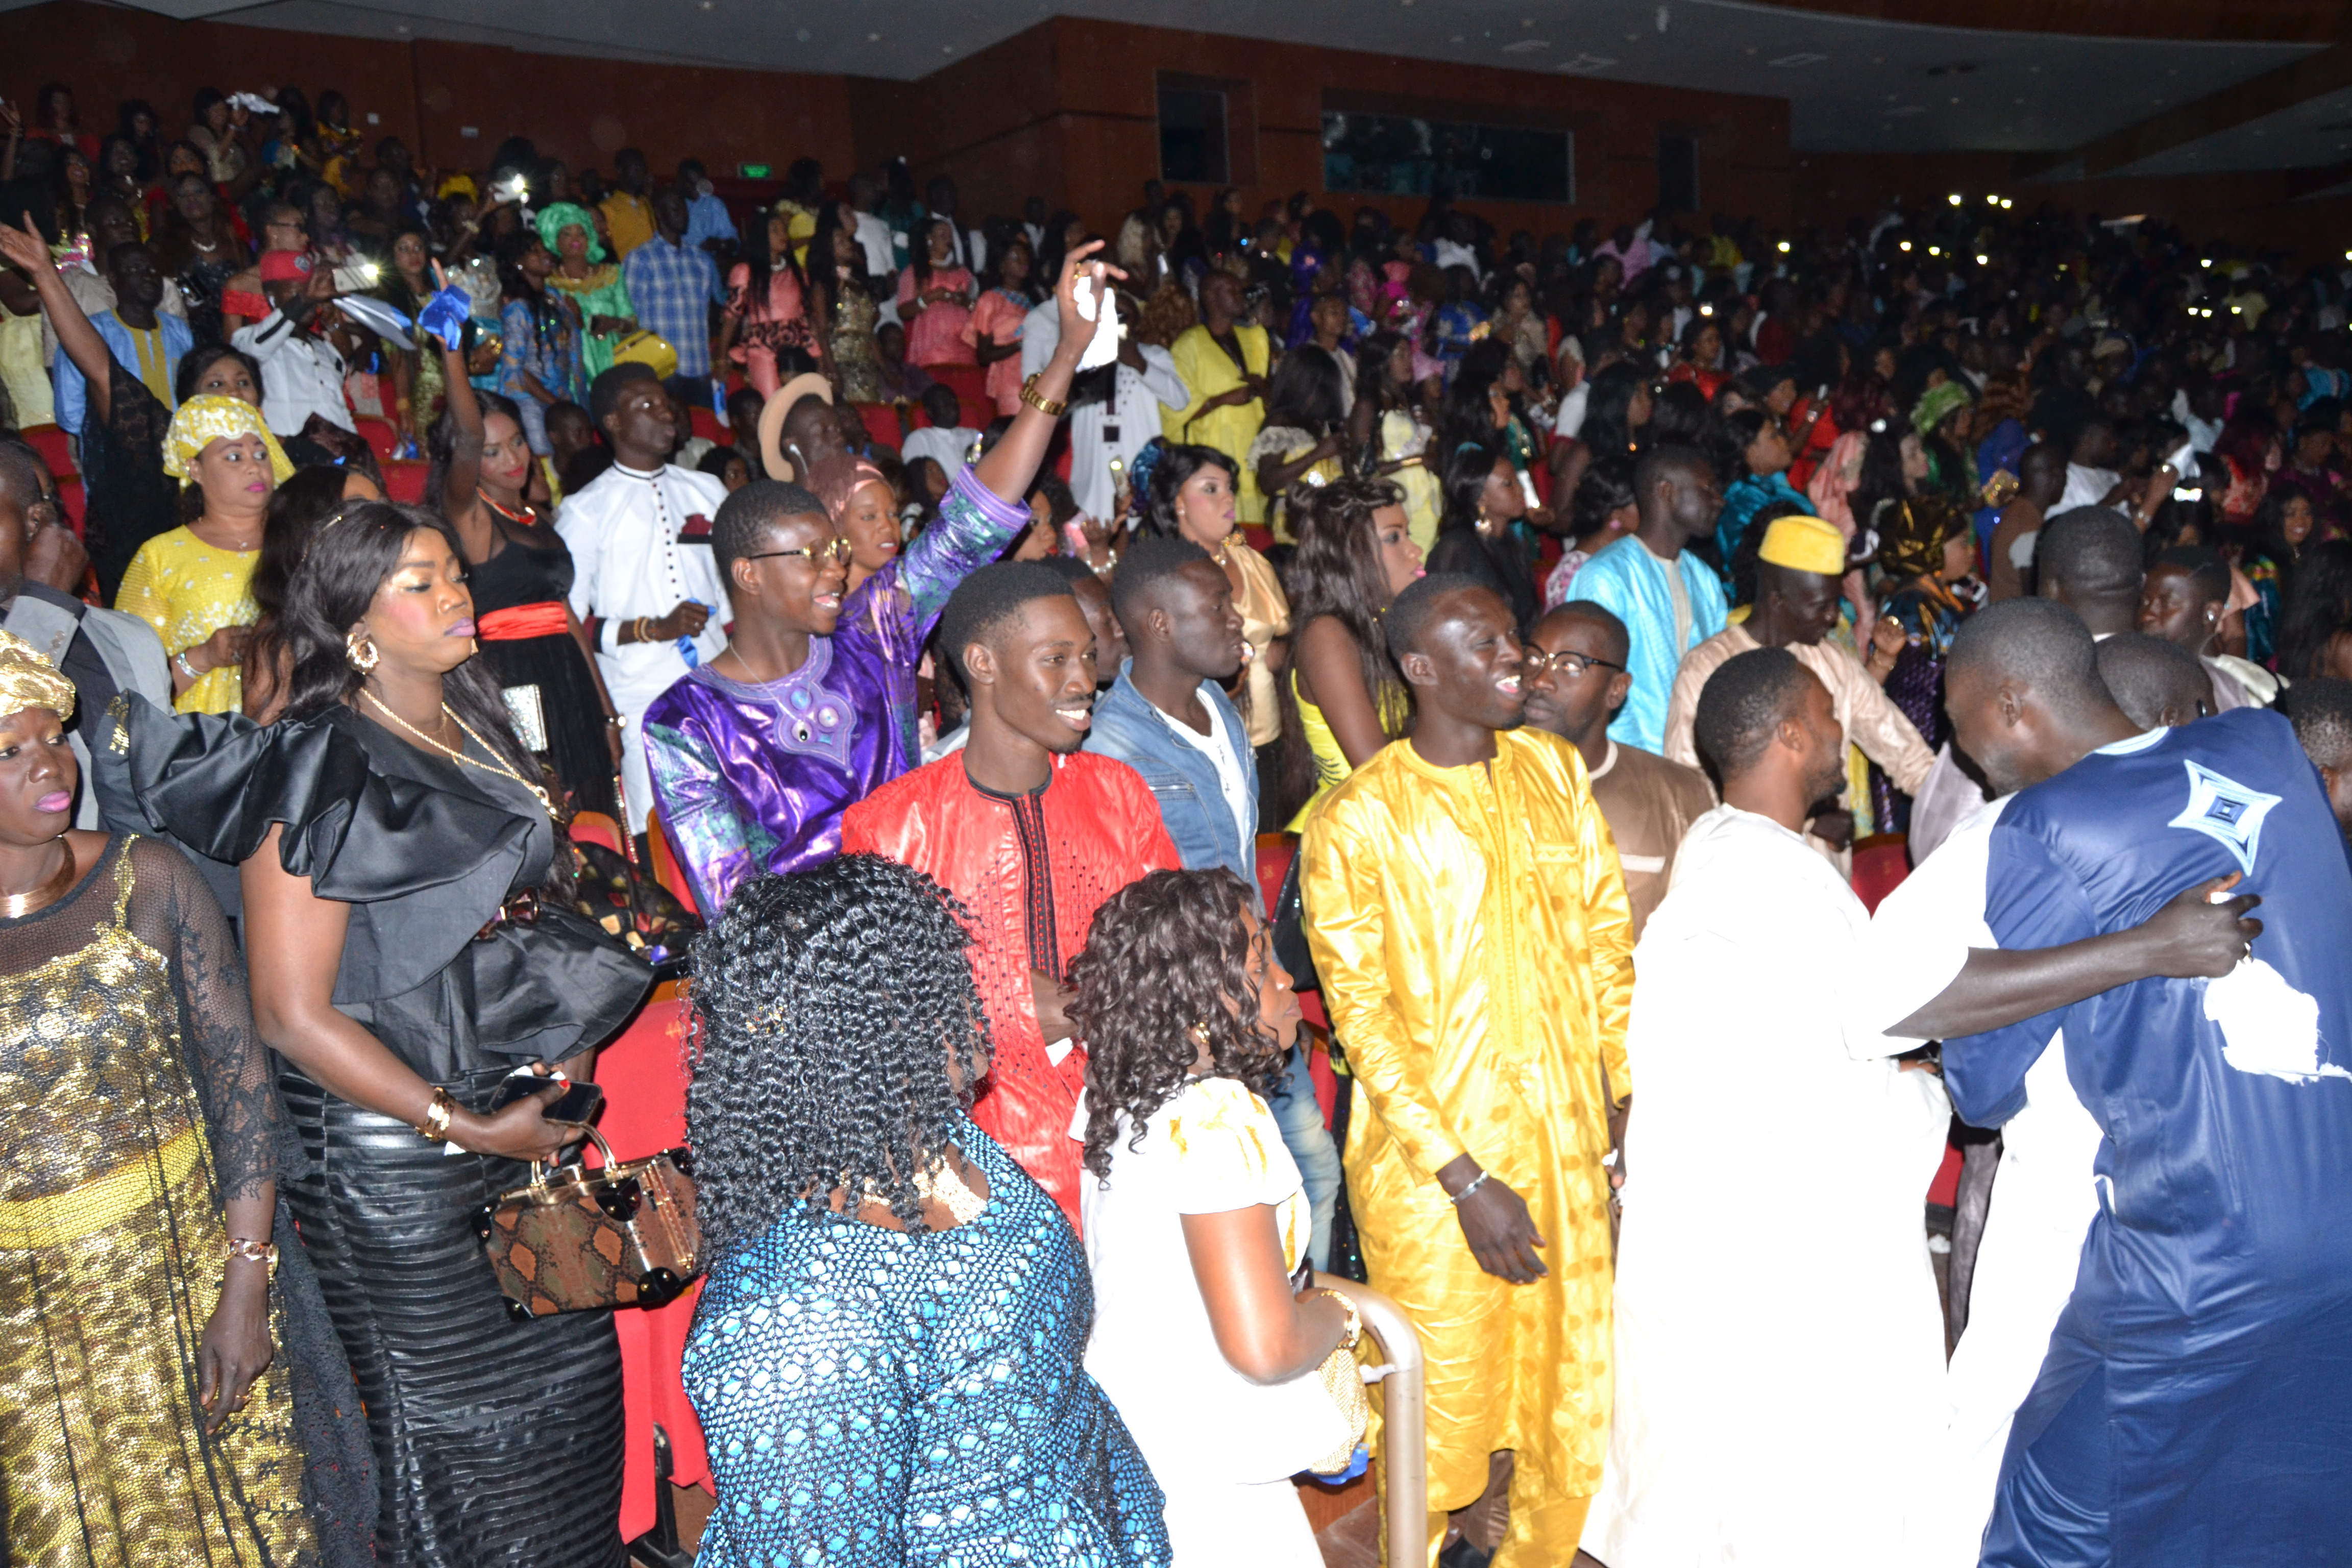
1911;379;1973;439
535;202;605;265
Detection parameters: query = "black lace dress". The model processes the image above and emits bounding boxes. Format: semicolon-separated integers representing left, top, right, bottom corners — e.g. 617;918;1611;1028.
120;699;654;1568
81;358;183;601
468;512;620;821
0;835;374;1566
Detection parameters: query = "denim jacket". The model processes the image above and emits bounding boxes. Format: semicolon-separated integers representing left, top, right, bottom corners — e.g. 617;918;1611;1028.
1085;668;1260;909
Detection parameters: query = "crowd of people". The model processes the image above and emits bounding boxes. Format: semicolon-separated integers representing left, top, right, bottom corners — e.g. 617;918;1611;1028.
2;68;2351;1568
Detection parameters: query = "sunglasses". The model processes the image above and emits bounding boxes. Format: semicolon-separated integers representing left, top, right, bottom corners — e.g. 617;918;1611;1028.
742;537;851;567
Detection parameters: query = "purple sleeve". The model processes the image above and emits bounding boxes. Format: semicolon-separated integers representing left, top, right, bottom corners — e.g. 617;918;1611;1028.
901;464;1033;638
644;707;758;916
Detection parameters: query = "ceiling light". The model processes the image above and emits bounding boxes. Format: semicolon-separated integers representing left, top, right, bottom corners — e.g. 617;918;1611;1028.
1777;240;1790;254
1947;193;1963;206
2000;198;2013;209
1976;254;1989;265
1699;303;1713;315
1929;246;1942;256
1986;194;1999;205
1899;240;1912;252
2200;258;2213;268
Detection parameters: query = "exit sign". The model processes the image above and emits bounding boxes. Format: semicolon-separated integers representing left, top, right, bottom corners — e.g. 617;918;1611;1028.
738;163;772;179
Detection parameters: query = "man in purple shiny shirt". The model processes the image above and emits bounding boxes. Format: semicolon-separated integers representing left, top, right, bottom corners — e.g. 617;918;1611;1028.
640;238;1110;913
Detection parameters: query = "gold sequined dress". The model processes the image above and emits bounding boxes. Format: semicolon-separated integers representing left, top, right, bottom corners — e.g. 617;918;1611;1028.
0;836;316;1567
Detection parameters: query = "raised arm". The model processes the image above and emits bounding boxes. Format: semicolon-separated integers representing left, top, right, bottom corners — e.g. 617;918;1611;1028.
1891;872;2259;1041
970;239;1118;508
0;210;117;426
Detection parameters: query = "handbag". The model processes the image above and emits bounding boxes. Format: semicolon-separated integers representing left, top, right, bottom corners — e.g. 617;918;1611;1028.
1307;1292;1371;1477
474;1127;701;1318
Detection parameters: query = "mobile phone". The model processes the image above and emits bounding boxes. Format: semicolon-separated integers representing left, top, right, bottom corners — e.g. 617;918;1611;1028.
487;1073;605;1126
331;258;381;293
1517;469;1542;509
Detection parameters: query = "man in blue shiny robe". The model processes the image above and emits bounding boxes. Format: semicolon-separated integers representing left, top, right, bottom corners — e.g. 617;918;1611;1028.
1939;598;2352;1567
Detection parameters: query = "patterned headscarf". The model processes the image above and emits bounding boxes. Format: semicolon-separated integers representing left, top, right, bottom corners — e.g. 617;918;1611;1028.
535;202;606;265
1878;495;1970;582
0;627;76;723
805;454;891;528
162;395;295;488
1912;380;1974;439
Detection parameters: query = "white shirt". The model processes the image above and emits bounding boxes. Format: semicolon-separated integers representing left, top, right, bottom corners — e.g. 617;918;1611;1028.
900;425;978;480
555;461;733;828
1554;380;1592;440
850;210;897;282
231;309;353;436
2056;463;2121;514
1164;682;1253;873
1020;299;1191;520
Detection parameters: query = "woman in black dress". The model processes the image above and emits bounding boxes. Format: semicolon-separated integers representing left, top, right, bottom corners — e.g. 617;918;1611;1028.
121;501;652;1567
430;338;623;819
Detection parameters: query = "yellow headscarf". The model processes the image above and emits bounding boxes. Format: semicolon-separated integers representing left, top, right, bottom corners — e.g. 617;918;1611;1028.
162;396;296;489
0;628;76;723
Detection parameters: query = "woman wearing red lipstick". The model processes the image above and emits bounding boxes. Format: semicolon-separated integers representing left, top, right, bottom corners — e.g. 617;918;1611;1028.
0;628;364;1564
432;338;623;820
122;501;652;1566
115;395;291;715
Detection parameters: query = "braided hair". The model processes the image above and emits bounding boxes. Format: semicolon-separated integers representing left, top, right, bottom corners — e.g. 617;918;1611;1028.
1070;868;1288;1181
686;855;991;1252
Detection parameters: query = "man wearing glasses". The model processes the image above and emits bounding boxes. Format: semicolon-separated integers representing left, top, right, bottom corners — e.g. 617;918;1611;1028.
1521;599;1714;941
641;461;1027;914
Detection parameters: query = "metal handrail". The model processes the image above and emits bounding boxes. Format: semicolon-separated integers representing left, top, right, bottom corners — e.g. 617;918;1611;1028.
1318;1277;1425;1564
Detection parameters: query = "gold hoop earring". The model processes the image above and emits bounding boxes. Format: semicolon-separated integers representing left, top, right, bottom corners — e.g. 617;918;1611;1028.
346;631;378;674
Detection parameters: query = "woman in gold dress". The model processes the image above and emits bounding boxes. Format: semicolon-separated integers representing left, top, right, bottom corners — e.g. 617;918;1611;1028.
812;202;884;404
0;628;328;1565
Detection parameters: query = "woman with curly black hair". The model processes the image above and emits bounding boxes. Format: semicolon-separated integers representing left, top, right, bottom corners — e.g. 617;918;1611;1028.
682;853;1170;1568
1071;867;1355;1567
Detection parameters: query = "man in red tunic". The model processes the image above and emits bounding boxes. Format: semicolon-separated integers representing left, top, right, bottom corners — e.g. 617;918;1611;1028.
843;561;1177;1228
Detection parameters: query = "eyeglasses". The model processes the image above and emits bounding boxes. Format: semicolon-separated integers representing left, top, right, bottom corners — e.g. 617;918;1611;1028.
1521;649;1624;679
742;538;851;567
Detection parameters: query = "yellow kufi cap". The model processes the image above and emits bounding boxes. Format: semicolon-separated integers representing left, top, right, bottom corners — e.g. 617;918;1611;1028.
1756;514;1848;577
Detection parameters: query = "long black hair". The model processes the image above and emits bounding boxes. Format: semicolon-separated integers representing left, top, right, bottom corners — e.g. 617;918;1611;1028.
742;201;808;321
495;229;556;344
1143;443;1239;537
2276;538;2352;683
277;501;542;800
1070;868;1288;1181
686;854;990;1250
424;386;527;518
1276;475;1413;808
1580;361;1650;459
1261;345;1346;436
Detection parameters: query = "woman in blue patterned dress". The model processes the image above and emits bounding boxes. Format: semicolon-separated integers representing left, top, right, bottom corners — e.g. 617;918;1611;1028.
681;854;1169;1568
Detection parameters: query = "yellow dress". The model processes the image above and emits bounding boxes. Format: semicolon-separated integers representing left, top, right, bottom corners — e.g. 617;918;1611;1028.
1222;537;1291;750
1301;728;1634;1565
1170;322;1272;524
0;838;314;1566
115;527;259;715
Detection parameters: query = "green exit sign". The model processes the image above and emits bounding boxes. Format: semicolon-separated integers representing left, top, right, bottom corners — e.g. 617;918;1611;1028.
738;163;772;179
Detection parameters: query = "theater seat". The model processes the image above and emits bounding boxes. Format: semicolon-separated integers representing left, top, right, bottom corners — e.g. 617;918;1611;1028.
1850;834;1910;914
19;424;75;480
690;406;726;445
54;478;85;536
852;402;905;450
928;363;987;406
646;810;700;919
352;416;401;460
380;459;429;504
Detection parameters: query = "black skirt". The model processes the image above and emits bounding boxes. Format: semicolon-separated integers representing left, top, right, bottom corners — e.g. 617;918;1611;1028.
470;533;620;821
280;1065;626;1568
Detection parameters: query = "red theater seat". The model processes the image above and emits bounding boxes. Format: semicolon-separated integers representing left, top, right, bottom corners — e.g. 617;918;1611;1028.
380;459;429;504
20;424;75;480
352;417;401;460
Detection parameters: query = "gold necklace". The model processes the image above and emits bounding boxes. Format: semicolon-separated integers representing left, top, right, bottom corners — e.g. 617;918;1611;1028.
0;839;76;919
362;691;557;819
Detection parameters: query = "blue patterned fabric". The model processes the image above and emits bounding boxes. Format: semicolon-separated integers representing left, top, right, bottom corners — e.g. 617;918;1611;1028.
685;1117;1170;1568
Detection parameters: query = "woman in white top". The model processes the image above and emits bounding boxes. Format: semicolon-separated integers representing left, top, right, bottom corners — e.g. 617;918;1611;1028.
1070;867;1358;1566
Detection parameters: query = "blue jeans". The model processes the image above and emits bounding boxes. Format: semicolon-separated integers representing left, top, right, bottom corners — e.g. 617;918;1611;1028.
1266;1042;1341;1271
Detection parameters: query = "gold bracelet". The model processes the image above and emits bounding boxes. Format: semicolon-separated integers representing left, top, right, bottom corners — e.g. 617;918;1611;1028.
225;1236;279;1273
1018;374;1067;418
632;616;651;645
416;1087;455;1143
1316;1286;1364;1354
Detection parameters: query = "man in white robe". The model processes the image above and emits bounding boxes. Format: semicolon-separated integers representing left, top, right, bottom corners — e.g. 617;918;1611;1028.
1584;647;1951;1568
